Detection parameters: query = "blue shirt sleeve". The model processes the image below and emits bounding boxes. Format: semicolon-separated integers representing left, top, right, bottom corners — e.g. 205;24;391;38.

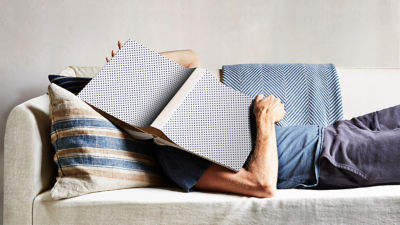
154;125;323;192
155;145;212;192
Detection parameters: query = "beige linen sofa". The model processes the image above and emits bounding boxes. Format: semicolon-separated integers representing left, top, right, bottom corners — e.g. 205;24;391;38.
4;66;400;225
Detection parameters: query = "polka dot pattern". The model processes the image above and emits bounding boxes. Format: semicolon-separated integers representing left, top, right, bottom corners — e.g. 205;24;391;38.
78;39;194;127
78;39;254;171
162;71;253;171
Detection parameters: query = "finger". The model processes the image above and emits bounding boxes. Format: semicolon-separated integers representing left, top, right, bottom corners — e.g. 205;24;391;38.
111;50;116;57
118;40;122;49
255;94;264;101
265;94;276;101
106;57;110;62
272;97;279;105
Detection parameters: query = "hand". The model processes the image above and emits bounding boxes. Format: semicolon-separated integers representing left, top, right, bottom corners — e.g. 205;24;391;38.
106;40;123;62
253;94;286;124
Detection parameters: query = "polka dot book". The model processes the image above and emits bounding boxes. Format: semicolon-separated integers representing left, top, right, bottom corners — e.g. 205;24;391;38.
78;39;253;171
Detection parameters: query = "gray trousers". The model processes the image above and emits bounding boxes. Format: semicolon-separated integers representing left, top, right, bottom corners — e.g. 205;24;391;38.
318;104;400;189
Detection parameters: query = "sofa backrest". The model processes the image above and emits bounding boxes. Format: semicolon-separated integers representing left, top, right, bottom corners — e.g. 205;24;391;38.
61;65;400;119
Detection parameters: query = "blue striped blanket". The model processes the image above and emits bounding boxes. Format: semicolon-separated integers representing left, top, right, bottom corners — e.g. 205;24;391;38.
222;64;343;126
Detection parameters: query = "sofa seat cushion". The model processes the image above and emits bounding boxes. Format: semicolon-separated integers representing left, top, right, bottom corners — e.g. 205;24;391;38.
33;185;400;225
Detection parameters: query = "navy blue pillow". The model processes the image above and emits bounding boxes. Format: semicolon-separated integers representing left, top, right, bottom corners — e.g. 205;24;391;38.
48;75;92;95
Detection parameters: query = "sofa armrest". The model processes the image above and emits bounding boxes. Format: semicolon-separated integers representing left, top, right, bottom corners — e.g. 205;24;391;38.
3;94;57;225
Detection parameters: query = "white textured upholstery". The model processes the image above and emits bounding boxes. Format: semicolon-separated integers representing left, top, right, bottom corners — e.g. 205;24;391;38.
60;66;101;78
33;186;400;225
4;95;57;225
4;67;400;225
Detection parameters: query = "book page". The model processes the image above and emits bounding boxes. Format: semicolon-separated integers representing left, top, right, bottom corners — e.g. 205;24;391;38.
78;39;255;172
158;70;255;171
78;39;194;127
151;68;205;129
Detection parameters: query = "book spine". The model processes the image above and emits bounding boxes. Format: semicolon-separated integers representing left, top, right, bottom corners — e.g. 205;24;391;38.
151;67;206;129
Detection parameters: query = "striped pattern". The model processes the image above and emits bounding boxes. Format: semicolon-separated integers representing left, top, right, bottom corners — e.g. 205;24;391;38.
49;75;91;94
48;83;165;199
222;64;343;126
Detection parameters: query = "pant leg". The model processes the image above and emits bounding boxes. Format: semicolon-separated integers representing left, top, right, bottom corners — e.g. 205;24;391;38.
348;104;400;131
317;104;400;189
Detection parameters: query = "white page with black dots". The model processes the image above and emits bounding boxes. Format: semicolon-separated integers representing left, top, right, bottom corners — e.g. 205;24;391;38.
78;39;254;171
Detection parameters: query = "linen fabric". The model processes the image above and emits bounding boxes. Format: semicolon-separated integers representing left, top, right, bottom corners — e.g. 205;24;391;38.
222;64;343;127
33;186;400;225
48;83;166;199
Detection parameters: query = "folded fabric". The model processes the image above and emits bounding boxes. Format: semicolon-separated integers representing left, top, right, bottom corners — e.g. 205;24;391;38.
48;75;91;95
222;64;343;126
48;83;166;200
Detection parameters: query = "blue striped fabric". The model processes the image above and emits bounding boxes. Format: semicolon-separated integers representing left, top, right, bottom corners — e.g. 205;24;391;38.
57;156;160;173
51;118;120;132
48;75;91;94
48;83;166;199
50;116;163;175
222;64;343;126
53;130;151;155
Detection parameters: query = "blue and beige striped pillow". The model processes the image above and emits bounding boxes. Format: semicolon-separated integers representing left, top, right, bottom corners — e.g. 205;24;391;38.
49;83;166;199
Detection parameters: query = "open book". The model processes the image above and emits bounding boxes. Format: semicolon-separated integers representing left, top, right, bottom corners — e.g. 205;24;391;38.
78;39;254;171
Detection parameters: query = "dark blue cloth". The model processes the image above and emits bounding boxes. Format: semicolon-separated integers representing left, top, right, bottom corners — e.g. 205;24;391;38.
155;145;211;191
318;104;400;188
48;75;91;95
156;125;324;192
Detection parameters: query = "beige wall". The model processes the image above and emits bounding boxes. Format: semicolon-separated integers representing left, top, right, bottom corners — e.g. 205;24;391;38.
1;0;399;222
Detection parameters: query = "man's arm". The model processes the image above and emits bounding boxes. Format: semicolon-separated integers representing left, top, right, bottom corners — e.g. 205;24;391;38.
160;49;201;68
106;40;283;197
194;94;285;198
106;41;201;68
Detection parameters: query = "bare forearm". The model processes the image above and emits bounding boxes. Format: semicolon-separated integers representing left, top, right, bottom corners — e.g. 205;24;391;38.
248;117;278;193
195;94;283;198
195;118;278;198
106;41;201;69
160;49;201;68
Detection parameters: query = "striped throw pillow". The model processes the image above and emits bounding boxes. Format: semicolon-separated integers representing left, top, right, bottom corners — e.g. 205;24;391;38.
48;83;166;200
48;75;91;95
